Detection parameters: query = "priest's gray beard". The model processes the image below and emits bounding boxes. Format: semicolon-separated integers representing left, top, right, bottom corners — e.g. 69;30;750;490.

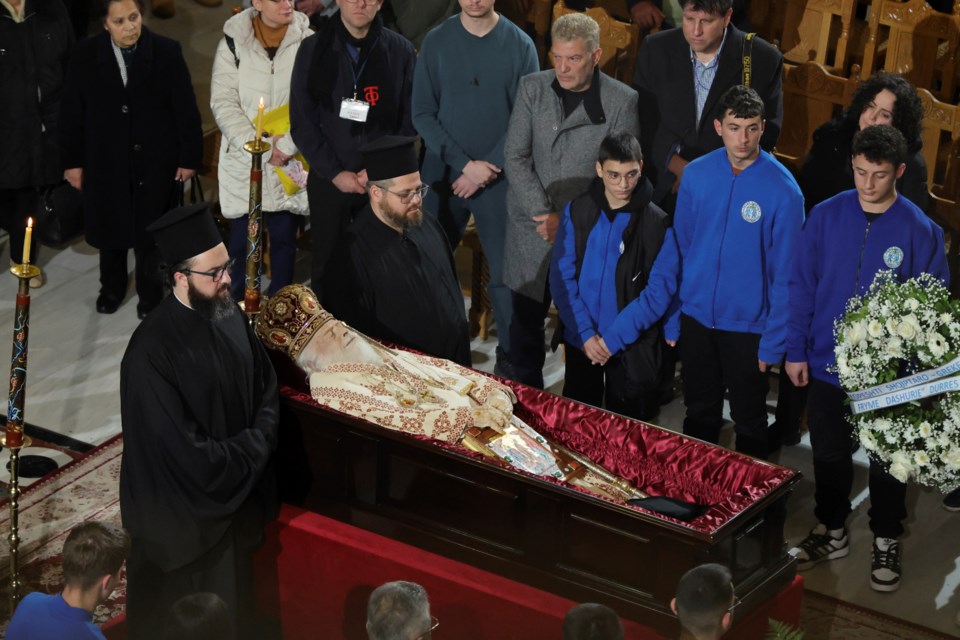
188;280;235;322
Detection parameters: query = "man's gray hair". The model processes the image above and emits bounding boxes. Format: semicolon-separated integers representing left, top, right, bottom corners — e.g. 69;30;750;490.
551;13;600;52
367;581;430;640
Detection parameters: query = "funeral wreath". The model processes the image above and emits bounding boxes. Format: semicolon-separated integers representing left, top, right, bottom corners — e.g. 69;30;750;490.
834;271;960;491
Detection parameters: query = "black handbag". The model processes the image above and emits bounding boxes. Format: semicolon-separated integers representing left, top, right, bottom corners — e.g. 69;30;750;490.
170;175;205;209
33;182;84;247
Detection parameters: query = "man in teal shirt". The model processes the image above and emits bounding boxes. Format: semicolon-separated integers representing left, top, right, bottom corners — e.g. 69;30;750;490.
412;0;538;377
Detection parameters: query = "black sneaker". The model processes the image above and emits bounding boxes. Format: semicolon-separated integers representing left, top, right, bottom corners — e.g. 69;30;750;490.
871;537;901;592
789;524;849;570
943;488;960;512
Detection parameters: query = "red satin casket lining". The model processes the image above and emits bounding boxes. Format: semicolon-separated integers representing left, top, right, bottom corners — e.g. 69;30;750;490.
275;354;794;534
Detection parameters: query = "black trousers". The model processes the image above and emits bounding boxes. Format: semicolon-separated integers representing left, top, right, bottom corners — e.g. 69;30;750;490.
0;188;40;264
807;378;907;538
99;242;163;312
563;343;658;421
509;287;552;388
774;364;808;442
306;173;367;302
678;314;770;459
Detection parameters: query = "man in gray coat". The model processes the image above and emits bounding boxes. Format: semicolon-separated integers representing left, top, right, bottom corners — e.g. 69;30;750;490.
502;12;640;388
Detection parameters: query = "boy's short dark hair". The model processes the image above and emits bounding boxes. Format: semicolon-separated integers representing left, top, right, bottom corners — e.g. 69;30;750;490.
851;125;908;167
162;592;234;640
717;85;765;121
598;132;643;165
563;602;624;640
680;0;733;15
675;564;734;638
62;522;130;590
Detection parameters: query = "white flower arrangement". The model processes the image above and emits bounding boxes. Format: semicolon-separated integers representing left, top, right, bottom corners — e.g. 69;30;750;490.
834;271;960;490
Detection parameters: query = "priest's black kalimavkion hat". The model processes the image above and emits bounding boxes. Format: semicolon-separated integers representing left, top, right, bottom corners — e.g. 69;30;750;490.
147;203;222;266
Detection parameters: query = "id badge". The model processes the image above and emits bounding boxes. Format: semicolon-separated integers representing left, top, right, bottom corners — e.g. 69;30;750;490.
339;98;370;123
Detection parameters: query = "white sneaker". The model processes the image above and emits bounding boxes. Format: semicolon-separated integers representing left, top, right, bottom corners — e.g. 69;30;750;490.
789;523;849;570
871;537;901;592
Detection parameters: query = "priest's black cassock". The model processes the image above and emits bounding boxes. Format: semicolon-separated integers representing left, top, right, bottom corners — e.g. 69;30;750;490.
325;205;472;366
119;295;278;640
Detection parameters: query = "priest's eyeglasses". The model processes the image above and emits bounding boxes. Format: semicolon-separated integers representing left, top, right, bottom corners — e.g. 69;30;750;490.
182;259;236;282
380;184;430;204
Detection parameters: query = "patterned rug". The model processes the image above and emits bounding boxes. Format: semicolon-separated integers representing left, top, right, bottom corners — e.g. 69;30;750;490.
801;591;958;640
0;434;124;626
0;434;955;639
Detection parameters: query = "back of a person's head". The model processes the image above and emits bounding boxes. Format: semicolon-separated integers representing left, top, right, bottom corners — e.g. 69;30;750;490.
674;564;734;640
62;521;130;590
563;602;624;640
162;592;234;640
367;581;430;640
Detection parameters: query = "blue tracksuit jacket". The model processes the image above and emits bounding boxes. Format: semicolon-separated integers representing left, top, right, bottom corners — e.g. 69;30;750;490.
786;189;949;386
667;147;804;363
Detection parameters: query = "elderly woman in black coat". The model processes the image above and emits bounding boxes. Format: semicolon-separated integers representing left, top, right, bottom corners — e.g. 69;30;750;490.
60;0;202;318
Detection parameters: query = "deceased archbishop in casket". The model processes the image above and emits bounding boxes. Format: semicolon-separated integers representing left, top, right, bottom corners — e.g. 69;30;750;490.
255;284;706;520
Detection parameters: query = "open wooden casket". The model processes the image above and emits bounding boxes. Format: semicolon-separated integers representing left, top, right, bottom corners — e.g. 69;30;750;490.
271;353;800;637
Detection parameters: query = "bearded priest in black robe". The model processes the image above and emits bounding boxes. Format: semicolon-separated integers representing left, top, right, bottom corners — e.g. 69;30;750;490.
119;203;279;640
324;136;472;367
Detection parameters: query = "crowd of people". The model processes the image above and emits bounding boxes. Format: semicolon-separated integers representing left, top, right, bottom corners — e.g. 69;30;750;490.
5;0;959;635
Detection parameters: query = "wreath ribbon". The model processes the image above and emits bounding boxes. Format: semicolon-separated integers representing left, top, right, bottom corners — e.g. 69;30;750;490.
847;355;960;414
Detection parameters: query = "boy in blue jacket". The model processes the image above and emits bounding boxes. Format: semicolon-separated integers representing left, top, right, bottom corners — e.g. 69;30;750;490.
550;132;678;421
785;125;948;592
667;85;804;459
6;521;129;640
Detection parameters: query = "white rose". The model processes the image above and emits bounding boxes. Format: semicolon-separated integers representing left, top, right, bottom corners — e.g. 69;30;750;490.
846;321;867;345
905;313;921;331
897;320;917;341
906;298;920;311
888;460;912;483
888;451;914;482
942;447;960;470
867;319;884;338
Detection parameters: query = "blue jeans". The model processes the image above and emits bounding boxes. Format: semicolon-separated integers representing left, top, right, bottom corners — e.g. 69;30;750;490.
422;156;513;353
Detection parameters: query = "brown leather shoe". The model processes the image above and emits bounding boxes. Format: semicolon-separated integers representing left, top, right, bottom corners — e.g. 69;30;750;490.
151;0;175;18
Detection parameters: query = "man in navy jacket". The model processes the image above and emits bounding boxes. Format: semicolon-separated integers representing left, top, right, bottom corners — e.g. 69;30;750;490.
785;125;948;593
290;0;416;301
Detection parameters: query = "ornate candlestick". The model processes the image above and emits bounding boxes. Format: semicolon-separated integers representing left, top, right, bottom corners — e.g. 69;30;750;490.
4;220;37;609
242;135;271;320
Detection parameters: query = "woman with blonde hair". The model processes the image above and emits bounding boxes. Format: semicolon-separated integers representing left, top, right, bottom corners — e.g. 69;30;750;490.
211;0;311;301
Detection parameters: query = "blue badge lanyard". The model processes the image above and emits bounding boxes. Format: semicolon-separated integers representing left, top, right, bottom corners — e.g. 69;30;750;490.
350;34;380;101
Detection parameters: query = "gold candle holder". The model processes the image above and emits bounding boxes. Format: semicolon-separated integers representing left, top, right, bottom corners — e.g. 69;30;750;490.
241;137;271;322
4;261;38;610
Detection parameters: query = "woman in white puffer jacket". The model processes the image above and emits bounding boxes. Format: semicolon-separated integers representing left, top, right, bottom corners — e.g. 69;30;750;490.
211;1;311;300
